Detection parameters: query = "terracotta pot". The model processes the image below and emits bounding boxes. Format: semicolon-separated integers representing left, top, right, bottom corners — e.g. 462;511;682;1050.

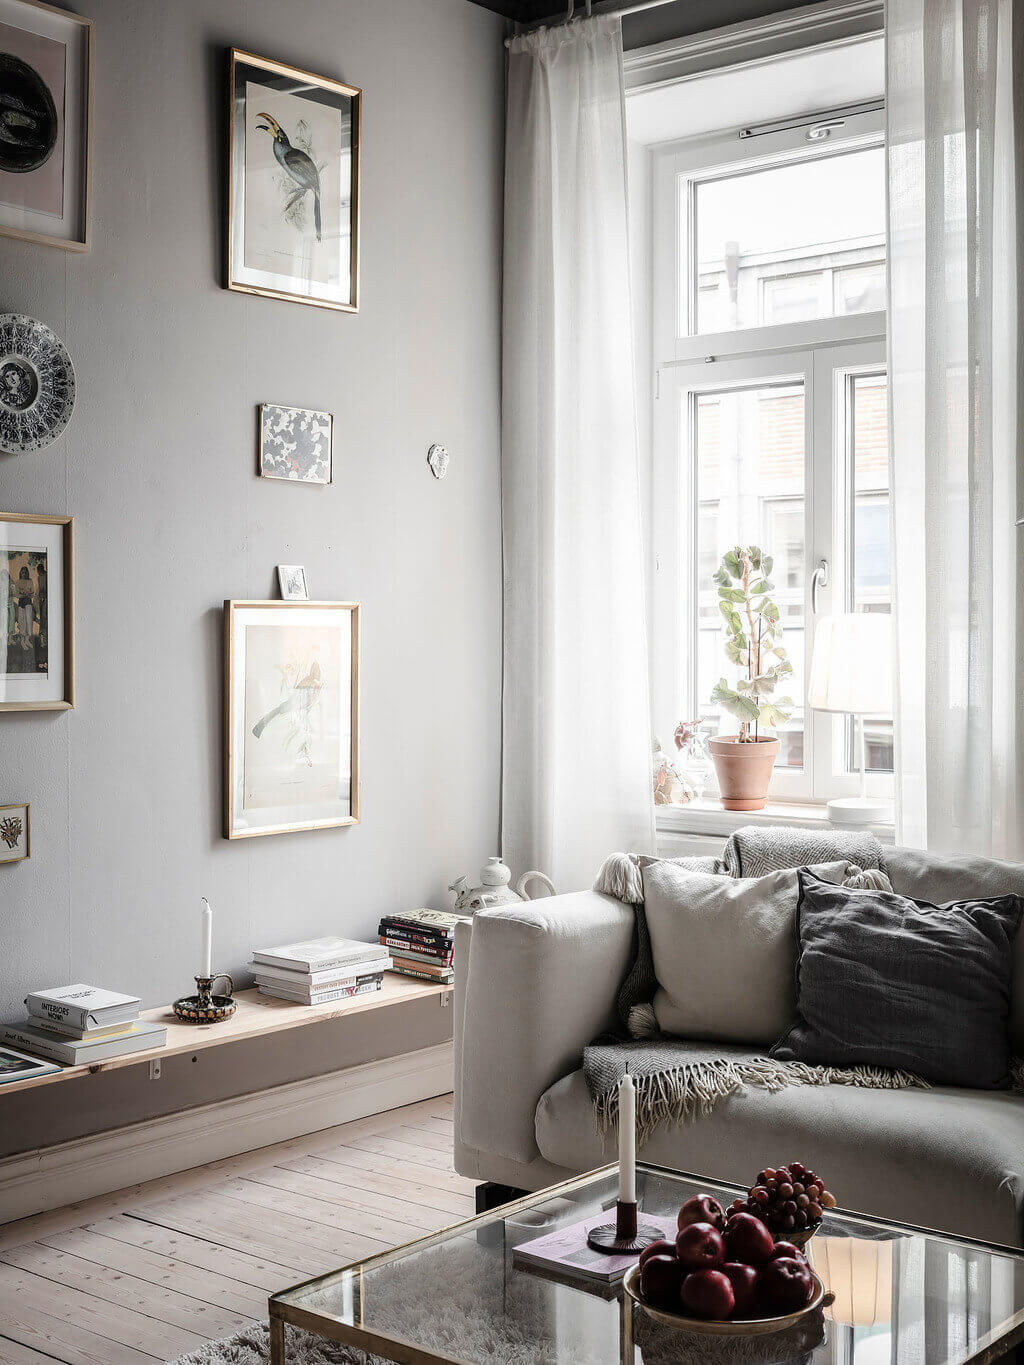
708;735;780;811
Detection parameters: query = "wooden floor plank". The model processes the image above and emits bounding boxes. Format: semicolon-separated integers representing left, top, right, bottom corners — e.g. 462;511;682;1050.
0;1263;203;1359
38;1226;268;1318
215;1176;430;1247
0;1305;157;1365
389;1124;453;1153
241;1164;465;1231
88;1216;296;1292
344;1132;455;1169
316;1139;476;1195
0;1337;69;1364
1;1242;253;1340
278;1153;474;1219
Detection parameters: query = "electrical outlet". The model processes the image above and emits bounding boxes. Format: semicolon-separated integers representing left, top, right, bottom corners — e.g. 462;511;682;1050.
149;1058;162;1080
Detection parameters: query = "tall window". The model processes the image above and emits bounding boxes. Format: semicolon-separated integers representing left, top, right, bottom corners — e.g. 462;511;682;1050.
648;105;892;804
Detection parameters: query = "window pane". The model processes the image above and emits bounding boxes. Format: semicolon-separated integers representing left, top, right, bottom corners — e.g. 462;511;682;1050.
848;372;893;773
691;146;886;334
695;383;805;768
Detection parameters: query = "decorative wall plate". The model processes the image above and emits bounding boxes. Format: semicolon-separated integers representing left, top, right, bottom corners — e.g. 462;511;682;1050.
0;314;75;453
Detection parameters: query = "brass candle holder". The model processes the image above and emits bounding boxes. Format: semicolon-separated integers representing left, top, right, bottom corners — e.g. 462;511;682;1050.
587;1200;664;1255
173;973;236;1024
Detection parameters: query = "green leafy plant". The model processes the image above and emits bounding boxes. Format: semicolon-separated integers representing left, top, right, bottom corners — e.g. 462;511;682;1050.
710;545;794;742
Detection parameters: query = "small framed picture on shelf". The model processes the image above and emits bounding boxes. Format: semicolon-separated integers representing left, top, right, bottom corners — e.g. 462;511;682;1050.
258;403;332;486
0;1042;59;1084
224;600;360;839
277;564;308;600
0;0;93;251
1;512;73;711
0;802;29;863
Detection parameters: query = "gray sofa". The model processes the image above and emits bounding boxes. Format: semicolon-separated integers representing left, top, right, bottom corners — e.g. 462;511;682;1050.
454;840;1024;1248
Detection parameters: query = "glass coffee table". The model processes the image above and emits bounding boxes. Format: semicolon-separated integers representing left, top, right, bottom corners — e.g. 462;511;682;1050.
269;1162;1024;1364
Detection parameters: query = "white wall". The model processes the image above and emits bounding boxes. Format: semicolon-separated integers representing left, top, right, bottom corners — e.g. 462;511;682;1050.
0;0;505;1032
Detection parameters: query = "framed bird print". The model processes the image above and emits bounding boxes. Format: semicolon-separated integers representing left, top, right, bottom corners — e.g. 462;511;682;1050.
1;511;73;712
227;49;361;313
224;600;360;839
0;0;93;252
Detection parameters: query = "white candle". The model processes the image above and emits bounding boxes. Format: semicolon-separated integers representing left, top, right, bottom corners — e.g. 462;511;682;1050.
201;898;212;978
618;1072;636;1203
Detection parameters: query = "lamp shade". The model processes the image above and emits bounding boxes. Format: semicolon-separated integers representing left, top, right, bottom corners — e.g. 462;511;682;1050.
807;613;893;715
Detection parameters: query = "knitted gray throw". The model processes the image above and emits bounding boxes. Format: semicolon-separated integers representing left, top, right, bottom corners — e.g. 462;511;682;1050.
584;825;929;1139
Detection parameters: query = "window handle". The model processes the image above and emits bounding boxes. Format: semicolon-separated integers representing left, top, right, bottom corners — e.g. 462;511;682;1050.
811;558;830;614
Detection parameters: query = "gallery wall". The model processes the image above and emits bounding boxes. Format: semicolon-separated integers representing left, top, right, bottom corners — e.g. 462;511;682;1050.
0;0;504;1040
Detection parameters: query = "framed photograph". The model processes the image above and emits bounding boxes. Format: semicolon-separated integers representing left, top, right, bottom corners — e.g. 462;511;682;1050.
224;600;359;839
0;1043;59;1083
1;511;73;711
0;0;92;251
0;801;29;863
259;403;332;485
228;48;360;312
276;565;308;600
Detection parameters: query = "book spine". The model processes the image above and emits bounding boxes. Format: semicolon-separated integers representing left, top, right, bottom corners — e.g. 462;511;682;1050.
259;979;383;1005
25;998;92;1030
2;1028;74;1064
254;952;388;973
378;936;454;964
254;959;391;987
378;925;454;950
389;963;454;984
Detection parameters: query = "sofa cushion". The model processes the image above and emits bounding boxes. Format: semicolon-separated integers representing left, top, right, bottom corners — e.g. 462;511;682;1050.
887;847;1024;1056
642;859;854;1045
771;871;1023;1089
535;1065;1024;1247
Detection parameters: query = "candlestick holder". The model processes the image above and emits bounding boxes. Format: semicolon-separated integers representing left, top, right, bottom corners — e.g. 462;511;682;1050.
173;973;236;1024
586;1200;664;1255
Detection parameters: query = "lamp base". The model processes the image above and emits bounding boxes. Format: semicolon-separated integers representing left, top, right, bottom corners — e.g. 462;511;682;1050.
826;796;892;827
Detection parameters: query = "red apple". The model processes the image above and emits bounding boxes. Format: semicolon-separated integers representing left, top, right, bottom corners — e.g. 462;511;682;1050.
640;1252;684;1304
677;1194;726;1233
769;1241;806;1263
638;1239;676;1269
681;1268;735;1320
723;1212;776;1266
722;1262;759;1317
759;1256;814;1311
675;1221;726;1270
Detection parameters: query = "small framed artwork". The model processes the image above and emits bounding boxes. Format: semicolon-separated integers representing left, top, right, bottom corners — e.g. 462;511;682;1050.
0;0;92;252
1;511;73;711
227;48;360;312
0;802;29;863
224;600;360;839
259;403;332;485
276;565;308;600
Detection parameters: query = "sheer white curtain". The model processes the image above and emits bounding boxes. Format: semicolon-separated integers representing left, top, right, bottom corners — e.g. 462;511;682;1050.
501;16;655;890
887;0;1022;857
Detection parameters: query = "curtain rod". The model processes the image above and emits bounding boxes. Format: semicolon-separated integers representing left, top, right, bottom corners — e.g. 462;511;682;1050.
515;0;682;36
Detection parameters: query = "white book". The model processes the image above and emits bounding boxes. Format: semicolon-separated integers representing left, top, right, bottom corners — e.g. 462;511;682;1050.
256;976;384;1005
29;1015;144;1041
2;1020;166;1065
251;957;392;988
25;985;141;1031
251;937;389;974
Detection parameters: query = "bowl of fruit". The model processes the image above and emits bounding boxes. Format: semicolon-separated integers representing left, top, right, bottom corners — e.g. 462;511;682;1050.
727;1161;836;1248
624;1175;836;1336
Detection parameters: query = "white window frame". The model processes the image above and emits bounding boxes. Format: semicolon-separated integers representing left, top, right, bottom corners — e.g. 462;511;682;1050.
649;108;891;807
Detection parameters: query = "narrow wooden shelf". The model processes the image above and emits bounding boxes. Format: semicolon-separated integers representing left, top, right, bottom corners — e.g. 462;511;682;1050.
1;975;452;1097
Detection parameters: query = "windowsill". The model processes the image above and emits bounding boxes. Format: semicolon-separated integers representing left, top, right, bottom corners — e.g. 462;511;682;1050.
656;797;895;843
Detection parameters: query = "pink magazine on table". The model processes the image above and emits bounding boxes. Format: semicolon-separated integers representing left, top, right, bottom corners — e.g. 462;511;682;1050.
513;1208;677;1286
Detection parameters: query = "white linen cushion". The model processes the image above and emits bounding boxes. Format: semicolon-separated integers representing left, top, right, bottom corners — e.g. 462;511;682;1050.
643;860;855;1045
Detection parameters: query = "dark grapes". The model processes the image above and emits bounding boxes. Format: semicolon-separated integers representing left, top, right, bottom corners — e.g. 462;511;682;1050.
726;1162;837;1237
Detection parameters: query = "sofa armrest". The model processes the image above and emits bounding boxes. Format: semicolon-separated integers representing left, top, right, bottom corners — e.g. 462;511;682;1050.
456;891;635;1165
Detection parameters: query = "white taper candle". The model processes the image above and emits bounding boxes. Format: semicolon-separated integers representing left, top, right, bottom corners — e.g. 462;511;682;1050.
618;1071;636;1203
201;898;212;978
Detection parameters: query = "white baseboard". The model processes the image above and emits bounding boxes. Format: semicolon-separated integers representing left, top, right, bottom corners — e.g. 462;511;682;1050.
0;1041;453;1225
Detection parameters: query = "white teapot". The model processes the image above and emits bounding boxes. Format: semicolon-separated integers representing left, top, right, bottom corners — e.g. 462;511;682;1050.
449;857;555;912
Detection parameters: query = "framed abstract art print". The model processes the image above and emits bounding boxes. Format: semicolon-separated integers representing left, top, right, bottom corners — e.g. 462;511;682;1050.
227;48;361;312
0;0;92;251
224;600;359;839
1;511;73;711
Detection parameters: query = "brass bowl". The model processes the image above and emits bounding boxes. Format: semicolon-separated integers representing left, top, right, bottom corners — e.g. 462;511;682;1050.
623;1264;832;1336
785;1220;822;1249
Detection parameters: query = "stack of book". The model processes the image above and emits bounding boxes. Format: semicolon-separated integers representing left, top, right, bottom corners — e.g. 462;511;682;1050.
378;910;468;985
1;985;166;1067
251;937;391;1005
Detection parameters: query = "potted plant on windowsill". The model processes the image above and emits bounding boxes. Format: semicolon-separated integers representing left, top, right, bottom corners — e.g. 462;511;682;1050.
708;546;794;811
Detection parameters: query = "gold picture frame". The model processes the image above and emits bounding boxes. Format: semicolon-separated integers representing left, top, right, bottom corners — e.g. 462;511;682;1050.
1;511;74;712
224;600;360;839
227;48;361;313
0;0;93;252
0;802;30;863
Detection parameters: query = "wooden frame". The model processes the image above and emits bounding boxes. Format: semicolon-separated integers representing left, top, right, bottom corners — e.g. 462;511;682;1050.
0;0;93;252
223;599;360;839
226;48;361;313
0;511;74;711
0;801;29;863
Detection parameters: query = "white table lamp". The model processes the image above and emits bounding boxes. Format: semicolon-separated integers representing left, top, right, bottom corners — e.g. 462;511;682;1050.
808;613;893;826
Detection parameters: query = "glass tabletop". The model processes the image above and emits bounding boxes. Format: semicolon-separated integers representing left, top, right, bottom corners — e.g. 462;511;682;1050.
271;1163;1024;1365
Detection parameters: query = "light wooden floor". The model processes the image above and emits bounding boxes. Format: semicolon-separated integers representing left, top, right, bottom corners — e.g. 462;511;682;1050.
0;1094;466;1365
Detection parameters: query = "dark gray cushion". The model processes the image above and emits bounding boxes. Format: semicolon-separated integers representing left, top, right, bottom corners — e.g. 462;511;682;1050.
771;871;1023;1089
